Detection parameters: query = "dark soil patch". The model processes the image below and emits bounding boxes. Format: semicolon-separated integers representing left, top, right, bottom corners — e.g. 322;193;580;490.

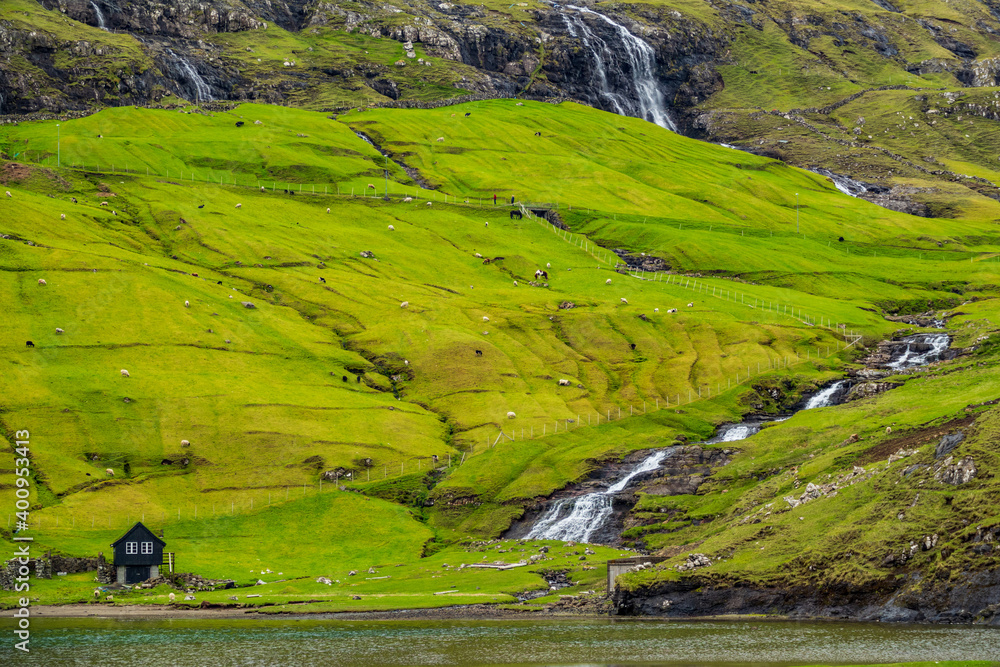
855;415;975;465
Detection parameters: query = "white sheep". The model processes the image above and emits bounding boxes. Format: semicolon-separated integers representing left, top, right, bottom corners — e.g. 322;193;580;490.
653;308;659;313
388;225;395;230
181;439;190;447
483;316;489;322
606;278;612;285
38;279;47;286
404;197;413;202
513;280;518;286
436;137;444;142
400;301;409;308
404;360;409;365
55;327;64;334
235;203;242;209
326;207;330;213
105;468;114;476
184;300;190;308
93;589;100;600
4;191;10;197
886;426;892;435
546;263;551;268
60;214;66;220
621;298;628;304
667;308;677;313
558;379;571;386
426;202;432;206
687;302;694;307
367;183;376;190
507;411;516;419
100;202;108;206
168;592;176;602
121;369;130;377
475;253;482;258
260;186;266;192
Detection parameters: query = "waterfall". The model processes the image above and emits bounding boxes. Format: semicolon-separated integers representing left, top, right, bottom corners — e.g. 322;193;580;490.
90;1;108;31
811;168;869;198
167;50;213;103
560;5;677;132
804;381;846;409
888;333;951;370
525;449;669;543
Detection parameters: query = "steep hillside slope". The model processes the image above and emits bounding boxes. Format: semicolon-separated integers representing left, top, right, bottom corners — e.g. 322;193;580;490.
0;101;998;620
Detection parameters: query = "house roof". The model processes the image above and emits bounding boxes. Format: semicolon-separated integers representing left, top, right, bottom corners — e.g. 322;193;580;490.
111;521;166;547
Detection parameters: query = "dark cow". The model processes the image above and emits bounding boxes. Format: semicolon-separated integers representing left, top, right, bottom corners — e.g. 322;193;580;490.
475;350;483;356
629;343;636;350
236;121;244;127
510;210;523;220
25;341;34;348
534;131;541;136
534;269;548;280
342;375;348;382
838;236;845;242
465;113;471;117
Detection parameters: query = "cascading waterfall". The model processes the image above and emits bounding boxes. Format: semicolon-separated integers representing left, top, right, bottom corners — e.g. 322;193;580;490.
803;380;847;409
525;449;669;543
168;50;213;103
888;332;951;369
90;1;108;31
559;5;677;132
811;168;869;198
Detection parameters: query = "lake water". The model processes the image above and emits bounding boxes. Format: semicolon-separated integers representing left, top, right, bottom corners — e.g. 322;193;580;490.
4;617;1000;665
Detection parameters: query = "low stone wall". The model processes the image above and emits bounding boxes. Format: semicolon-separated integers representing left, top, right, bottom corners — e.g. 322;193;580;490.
0;552;112;590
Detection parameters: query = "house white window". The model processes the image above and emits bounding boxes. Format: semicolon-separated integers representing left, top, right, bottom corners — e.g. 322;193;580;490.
141;542;153;555
125;542;137;555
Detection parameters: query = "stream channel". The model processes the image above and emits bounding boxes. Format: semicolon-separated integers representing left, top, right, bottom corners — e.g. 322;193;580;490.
519;331;952;545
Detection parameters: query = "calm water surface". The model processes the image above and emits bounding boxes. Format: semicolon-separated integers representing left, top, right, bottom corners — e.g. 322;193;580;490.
3;617;999;666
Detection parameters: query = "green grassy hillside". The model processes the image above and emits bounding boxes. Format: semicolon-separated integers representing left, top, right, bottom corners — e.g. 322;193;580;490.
1;101;999;615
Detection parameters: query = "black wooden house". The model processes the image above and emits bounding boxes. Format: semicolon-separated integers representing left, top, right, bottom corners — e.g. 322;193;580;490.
111;522;166;584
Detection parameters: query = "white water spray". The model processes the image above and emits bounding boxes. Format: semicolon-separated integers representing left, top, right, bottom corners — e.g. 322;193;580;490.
561;5;676;131
525;449;669;543
804;380;846;410
888;333;950;370
168;50;213;103
90;1;108;31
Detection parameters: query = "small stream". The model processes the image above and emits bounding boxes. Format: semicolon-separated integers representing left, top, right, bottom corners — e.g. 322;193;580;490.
523;329;952;544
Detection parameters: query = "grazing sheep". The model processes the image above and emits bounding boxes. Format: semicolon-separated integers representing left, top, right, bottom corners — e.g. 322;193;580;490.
483;316;489;322
4;191;10;197
184;300;190;307
687;302;694;307
121;369;130;377
388;225;395;230
546;262;551;268
513;280;518;286
606;278;612;285
60;214;66;220
620;298;628;304
558;379;571;386
241;301;256;309
404;360;409;365
507;411;516;419
25;341;34;348
235;203;242;209
436;137;444;142
105;468;114;476
654;308;659;313
55;327;64;334
105;594;113;602
72;197;77;203
886;426;892;435
326;207;330;213
516;102;524;106
181;439;190;446
93;589;100;600
319;277;326;283
400;301;409;308
38;279;47;286
426;202;432;206
667;308;678;313
474;253;482;258
168;593;176;602
112;211;117;216
367;184;376;190
404;197;413;202
260;186;266;192
100;202;108;206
